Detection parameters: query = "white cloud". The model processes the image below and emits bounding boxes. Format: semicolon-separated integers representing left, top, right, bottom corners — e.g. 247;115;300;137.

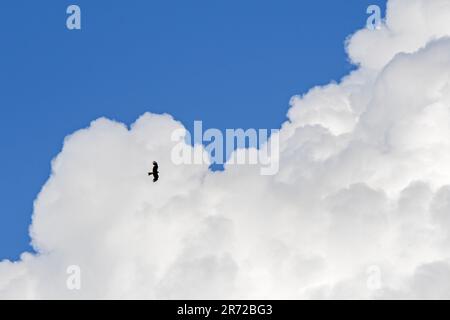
2;0;450;299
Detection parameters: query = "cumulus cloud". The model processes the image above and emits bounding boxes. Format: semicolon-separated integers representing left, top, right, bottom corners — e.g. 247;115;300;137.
2;0;450;299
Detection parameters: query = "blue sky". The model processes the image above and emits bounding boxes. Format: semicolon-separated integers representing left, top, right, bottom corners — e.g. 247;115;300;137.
0;0;385;260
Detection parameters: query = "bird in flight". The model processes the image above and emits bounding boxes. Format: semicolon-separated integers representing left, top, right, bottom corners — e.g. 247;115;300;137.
148;161;159;182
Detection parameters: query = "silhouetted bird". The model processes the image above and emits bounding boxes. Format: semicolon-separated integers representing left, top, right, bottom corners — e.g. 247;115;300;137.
148;161;159;182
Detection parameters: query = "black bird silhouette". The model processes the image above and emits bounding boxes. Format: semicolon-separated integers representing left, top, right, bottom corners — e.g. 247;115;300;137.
148;161;159;182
